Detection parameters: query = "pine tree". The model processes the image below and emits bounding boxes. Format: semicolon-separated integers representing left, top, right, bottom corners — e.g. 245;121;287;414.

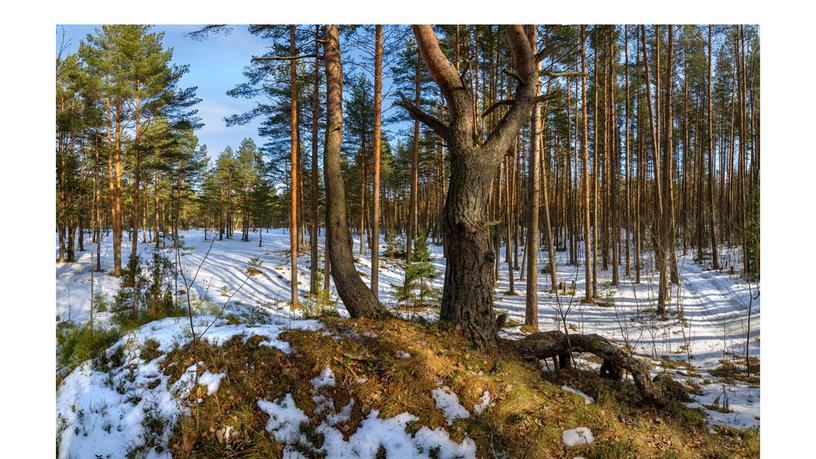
395;232;439;307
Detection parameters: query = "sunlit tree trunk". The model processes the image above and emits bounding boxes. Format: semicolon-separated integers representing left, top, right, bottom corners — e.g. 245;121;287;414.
323;24;388;319
289;25;300;309
371;24;383;295
581;25;593;301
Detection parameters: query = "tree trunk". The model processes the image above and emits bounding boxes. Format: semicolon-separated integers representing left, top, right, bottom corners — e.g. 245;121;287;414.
371;25;383;296
665;26;679;285
641;26;667;315
407;49;421;258
581;26;593;302
289;25;300;309
707;26;720;271
310;25;321;296
323;24;389;319
110;99;123;277
405;25;537;350
525;27;541;328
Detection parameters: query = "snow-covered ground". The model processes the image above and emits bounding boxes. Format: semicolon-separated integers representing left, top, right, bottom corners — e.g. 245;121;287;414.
57;228;760;433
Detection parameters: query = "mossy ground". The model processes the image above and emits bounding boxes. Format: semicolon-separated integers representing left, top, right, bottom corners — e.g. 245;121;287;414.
160;316;758;458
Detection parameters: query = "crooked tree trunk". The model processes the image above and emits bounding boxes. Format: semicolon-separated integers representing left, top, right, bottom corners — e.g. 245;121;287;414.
441;156;501;347
404;25;538;350
323;25;390;319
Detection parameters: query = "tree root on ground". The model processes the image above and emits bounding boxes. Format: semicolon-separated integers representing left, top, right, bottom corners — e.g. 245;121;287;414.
510;331;666;407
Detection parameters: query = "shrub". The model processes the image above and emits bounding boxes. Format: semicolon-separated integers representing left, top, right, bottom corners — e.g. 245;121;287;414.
302;293;339;319
57;322;120;372
394;232;439;307
113;250;185;331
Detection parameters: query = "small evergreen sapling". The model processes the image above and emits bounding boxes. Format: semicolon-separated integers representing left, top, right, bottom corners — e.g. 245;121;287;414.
395;232;439;307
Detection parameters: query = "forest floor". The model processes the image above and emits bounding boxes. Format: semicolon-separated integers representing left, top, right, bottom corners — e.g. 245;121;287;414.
56;228;760;457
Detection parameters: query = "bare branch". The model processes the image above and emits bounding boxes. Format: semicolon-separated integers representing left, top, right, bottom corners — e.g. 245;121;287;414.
542;70;586;78
252;54;319;62
482;92;558;118
397;92;449;139
535;43;559;62
503;68;525;85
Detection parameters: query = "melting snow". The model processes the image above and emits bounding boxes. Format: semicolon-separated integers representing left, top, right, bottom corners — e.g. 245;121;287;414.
473;390;492;415
561;385;594;404
432;386;471;425
257;393;310;444
56;315;322;459
311;367;336;389
562;427;594;448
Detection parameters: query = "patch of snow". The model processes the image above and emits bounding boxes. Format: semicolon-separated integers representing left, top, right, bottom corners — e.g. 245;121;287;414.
325;398;355;425
317;411;476;459
56;315;322;459
432;386;470;425
561;385;594;404
173;362;201;399
257;393;310;444
257;392;477;458
56;359;181;459
311;367;336;389
199;370;226;396
562;427;594;448
685;382;759;429
313;393;334;414
473;390;492;415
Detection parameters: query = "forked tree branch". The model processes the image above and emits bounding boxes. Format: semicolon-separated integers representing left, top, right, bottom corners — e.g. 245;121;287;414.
482;25;537;154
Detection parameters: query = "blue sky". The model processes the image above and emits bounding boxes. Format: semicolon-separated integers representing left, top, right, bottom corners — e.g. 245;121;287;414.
57;25;414;164
57;25;268;158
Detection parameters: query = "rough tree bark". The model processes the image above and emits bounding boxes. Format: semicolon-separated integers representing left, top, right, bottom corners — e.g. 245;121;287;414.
323;25;390;319
401;25;542;350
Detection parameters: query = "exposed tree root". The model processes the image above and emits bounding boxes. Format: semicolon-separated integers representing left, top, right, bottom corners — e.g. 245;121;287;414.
510;331;666;407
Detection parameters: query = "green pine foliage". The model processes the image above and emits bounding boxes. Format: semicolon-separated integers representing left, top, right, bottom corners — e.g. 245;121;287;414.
394;232;439;307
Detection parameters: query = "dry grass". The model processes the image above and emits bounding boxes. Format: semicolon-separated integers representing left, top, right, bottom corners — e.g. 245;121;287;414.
159;317;758;458
710;358;760;386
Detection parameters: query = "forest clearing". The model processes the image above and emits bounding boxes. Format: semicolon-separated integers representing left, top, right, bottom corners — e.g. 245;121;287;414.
53;22;761;458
